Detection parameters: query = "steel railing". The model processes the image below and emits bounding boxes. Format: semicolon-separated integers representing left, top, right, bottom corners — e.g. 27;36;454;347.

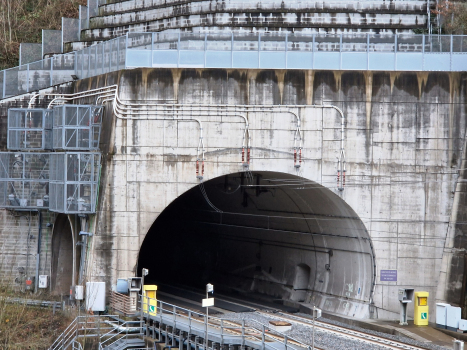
2;32;467;101
141;296;310;350
48;315;122;350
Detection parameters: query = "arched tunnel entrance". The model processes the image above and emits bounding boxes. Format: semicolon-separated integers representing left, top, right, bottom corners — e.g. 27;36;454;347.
51;214;79;295
138;171;375;316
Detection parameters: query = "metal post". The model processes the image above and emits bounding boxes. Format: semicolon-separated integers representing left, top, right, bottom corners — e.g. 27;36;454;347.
124;32;128;69
312;307;315;350
204;33;207;68
2;70;5;99
367;33;370;70
151;32;155;66
394;34;398;71
50;57;54;86
339;33;342;70
159;306;162;342
284;335;288;350
220;319;224;346
205;314;208;350
231;32;234;68
312;33;315;69
258;32;261;68
102;42;105;74
241;320;245;350
177;32;181;68
26;63;30;93
140;274;145;335
261;324;265;350
205;286;209;350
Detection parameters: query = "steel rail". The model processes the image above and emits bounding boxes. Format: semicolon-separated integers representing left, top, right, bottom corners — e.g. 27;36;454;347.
265;312;431;350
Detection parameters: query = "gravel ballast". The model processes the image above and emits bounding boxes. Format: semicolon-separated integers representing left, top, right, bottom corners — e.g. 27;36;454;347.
218;312;452;350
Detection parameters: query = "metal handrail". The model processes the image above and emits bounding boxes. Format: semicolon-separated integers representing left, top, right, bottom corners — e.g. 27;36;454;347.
48;315;122;350
99;318;143;350
141;296;310;350
2;31;467;101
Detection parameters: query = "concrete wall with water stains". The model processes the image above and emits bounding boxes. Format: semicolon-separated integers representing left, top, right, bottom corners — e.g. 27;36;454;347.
72;68;467;319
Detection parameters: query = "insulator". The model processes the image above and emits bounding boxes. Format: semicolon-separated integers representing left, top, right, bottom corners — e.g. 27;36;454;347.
343;170;346;187
294;149;297;165
299;148;302;164
201;161;205;175
242;147;245;162
337;170;340;186
196;160;199;175
247;148;251;164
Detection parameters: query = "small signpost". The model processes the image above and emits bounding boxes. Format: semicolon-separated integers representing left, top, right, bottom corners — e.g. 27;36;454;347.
204;283;214;350
312;306;322;350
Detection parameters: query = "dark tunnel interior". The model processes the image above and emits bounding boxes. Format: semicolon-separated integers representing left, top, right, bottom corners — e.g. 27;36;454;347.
138;171;375;312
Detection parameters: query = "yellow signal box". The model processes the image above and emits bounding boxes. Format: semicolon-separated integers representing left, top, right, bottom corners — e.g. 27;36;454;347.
143;285;157;316
414;291;429;325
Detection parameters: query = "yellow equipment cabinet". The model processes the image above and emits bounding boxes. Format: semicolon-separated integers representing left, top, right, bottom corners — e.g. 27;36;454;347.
143;285;157;317
414;291;429;326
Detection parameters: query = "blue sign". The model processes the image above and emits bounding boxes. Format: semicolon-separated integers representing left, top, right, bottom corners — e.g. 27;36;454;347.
380;270;397;282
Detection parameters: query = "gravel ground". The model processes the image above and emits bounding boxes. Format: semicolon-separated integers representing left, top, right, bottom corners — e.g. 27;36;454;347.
219;312;453;350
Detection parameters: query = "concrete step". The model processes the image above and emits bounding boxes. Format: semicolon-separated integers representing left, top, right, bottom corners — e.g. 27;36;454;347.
98;0;429;17
74;0;429;42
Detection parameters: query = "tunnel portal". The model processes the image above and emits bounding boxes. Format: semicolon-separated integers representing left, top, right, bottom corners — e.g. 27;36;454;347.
138;171;375;314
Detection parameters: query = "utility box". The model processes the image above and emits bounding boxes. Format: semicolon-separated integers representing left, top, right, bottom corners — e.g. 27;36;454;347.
447;305;462;331
142;285;157;316
414;291;429;326
398;288;414;302
459;319;467;332
128;277;142;313
75;285;84;300
436;303;449;328
86;282;105;312
116;278;129;294
398;288;414;325
38;275;48;289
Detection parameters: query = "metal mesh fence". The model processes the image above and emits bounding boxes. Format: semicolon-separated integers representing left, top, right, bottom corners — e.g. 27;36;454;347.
0;152;50;209
7;109;53;150
49;152;101;214
52;105;103;150
19;43;42;65
62;18;80;44
80;5;89;31
3;32;467;98
42;30;62;56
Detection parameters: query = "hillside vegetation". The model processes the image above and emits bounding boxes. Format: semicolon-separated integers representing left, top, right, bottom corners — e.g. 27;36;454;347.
0;0;86;70
0;289;73;350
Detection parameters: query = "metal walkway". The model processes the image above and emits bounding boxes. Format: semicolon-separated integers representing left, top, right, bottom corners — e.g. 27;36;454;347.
48;296;311;350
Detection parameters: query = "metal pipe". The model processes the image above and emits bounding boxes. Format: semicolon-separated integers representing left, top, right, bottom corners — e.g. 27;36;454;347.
28;85;118;108
101;87;346;187
34;210;42;293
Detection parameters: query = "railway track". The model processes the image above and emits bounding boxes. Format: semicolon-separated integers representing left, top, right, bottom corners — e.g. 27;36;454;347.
156;285;438;350
262;312;431;350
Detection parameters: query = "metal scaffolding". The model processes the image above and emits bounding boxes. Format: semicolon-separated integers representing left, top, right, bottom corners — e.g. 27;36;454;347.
52;105;103;150
49;152;100;214
0;152;50;209
8;109;53;150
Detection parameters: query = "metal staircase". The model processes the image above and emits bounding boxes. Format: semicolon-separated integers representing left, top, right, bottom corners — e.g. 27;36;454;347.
48;315;147;350
102;338;146;350
48;295;310;350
